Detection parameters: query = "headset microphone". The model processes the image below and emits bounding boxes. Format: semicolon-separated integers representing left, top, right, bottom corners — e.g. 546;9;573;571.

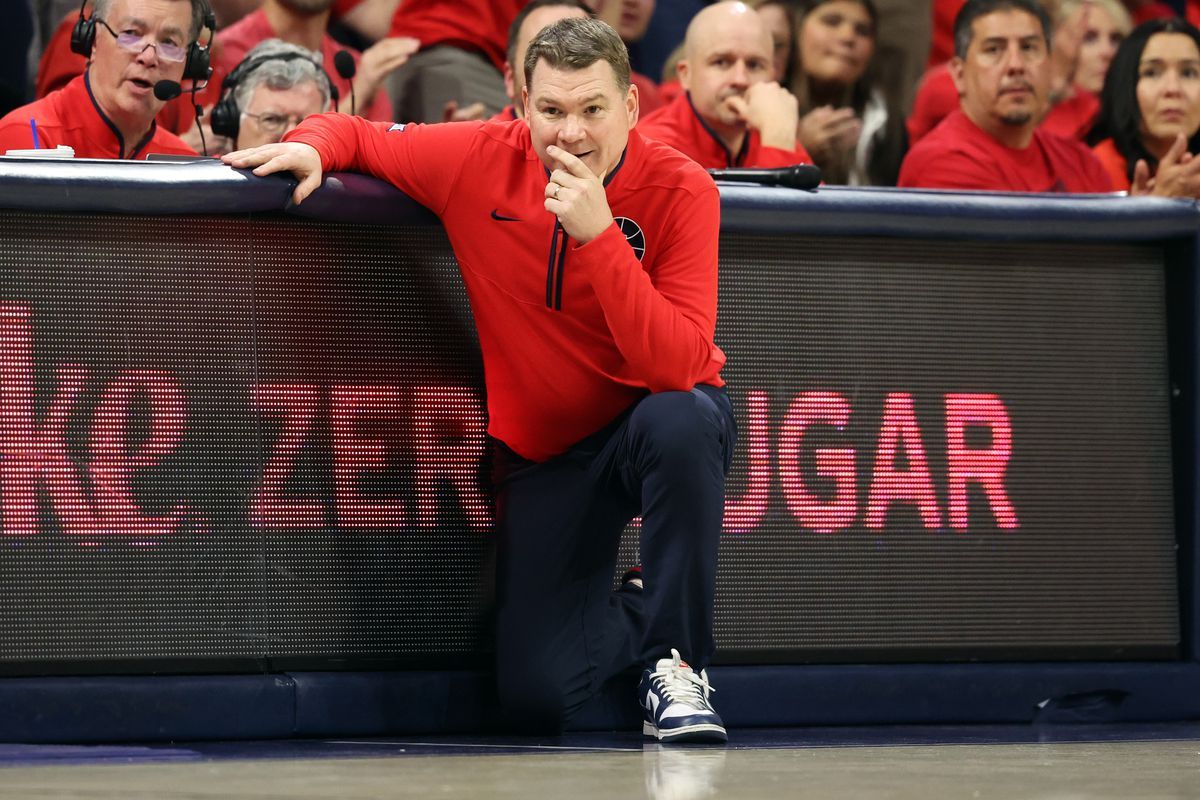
154;80;183;101
333;50;356;116
154;79;207;156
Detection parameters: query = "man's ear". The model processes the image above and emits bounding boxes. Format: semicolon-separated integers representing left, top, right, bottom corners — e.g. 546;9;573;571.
949;56;966;97
522;85;530;121
626;82;639;128
677;58;691;91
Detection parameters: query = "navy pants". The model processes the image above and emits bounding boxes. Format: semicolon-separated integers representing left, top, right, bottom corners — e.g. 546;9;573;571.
493;385;736;730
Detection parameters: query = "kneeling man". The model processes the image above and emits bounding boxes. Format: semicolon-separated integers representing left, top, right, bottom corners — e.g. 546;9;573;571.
225;17;735;743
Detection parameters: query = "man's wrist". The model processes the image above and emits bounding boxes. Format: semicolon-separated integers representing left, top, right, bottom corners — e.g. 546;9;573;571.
758;125;800;151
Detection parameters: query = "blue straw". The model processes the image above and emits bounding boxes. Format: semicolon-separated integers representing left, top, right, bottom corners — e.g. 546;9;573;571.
29;119;40;149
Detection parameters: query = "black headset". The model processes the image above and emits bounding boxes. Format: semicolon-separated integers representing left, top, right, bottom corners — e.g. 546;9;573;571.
71;0;216;84
209;51;338;140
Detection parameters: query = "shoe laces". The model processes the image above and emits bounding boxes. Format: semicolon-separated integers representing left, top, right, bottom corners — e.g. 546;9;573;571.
651;649;715;706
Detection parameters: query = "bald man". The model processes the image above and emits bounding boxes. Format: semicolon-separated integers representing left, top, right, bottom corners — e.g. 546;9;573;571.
637;0;810;169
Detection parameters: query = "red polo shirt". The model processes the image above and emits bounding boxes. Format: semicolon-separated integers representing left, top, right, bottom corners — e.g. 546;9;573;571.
637;92;811;169
0;73;196;159
898;109;1111;192
390;0;525;72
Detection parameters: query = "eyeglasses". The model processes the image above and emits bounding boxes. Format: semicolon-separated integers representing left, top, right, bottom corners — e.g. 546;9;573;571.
97;18;188;63
241;111;308;135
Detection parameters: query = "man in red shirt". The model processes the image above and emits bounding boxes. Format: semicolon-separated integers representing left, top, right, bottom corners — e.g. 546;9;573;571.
0;0;198;158
898;0;1111;192
226;18;733;743
492;0;592;122
637;1;810;170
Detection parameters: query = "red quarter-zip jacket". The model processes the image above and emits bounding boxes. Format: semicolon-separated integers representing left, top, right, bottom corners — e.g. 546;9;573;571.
286;114;725;462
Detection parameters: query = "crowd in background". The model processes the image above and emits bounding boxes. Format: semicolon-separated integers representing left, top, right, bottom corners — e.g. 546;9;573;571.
3;0;1200;197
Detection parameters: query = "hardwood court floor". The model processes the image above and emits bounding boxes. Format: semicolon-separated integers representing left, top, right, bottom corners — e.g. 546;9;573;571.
1;724;1198;799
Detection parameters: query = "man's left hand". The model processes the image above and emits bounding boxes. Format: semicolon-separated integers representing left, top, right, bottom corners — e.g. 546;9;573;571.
727;82;800;151
544;145;613;244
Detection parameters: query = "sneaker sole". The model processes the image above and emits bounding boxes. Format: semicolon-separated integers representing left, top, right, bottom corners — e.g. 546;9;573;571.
643;720;728;744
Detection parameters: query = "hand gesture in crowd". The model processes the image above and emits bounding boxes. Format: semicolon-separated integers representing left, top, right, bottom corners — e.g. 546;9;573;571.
223;142;325;206
442;100;488;123
726;81;799;152
1131;133;1200;199
343;36;421;115
798;105;863;166
543;145;613;244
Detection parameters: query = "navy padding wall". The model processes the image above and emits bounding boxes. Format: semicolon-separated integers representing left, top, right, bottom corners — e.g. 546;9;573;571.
0;160;1196;741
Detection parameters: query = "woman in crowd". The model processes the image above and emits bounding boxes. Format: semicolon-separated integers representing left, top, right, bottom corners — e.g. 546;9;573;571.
1088;18;1200;195
1059;0;1133;97
789;0;905;185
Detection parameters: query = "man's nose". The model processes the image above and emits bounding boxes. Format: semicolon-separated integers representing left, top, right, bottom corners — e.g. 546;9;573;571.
1000;42;1029;73
558;114;585;142
730;60;750;86
135;42;161;67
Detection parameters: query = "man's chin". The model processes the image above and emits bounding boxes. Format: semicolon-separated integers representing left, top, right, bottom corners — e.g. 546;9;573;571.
999;111;1035;127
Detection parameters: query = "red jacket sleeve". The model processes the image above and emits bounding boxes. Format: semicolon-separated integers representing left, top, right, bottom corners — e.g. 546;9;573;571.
570;183;722;393
285;113;479;214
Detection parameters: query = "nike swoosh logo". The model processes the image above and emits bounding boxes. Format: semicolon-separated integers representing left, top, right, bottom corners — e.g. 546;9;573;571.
491;209;521;222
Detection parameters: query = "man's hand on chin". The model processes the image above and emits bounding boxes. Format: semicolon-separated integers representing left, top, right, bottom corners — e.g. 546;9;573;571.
543;145;614;244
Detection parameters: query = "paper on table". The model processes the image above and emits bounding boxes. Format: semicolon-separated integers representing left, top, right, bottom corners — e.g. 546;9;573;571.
3;145;75;158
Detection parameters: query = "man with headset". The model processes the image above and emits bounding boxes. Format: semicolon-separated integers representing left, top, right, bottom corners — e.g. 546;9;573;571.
210;39;336;153
0;0;205;158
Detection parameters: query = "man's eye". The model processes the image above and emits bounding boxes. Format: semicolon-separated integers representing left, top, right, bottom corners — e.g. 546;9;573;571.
586;105;602;114
262;115;286;127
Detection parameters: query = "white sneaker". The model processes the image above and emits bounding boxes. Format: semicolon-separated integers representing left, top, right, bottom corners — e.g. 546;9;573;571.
638;649;727;743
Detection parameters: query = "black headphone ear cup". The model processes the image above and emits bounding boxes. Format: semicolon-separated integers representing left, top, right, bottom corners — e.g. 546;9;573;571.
182;43;211;82
70;14;96;57
209;94;239;139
